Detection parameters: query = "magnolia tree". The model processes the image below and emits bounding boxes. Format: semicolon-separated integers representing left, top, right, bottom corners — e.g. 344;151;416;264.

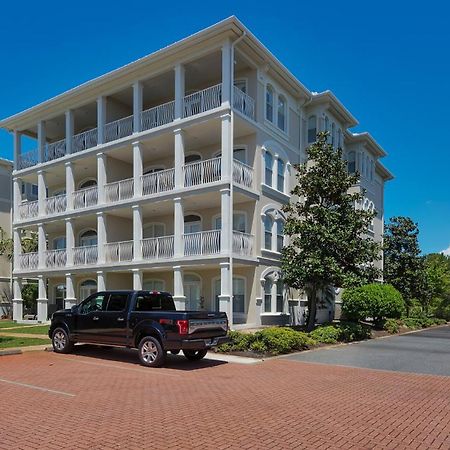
281;132;381;331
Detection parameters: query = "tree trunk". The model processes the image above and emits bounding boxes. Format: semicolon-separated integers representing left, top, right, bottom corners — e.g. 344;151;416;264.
306;287;318;332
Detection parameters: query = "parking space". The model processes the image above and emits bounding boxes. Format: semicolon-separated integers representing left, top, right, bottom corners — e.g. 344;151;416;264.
1;345;449;449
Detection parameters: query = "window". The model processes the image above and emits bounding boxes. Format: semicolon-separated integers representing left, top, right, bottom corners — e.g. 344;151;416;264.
324;116;329;140
277;158;285;192
79;294;107;314
106;294;128;312
185;154;201;164
80;230;97;247
233;148;246;163
214;212;246;233
264;279;272;313
53;237;66;250
79;179;97;189
262;271;285;314
143;280;165;291
347;151;356;174
276;220;284;252
264;216;273;250
277;95;286;131
331;123;336;147
266;85;274;122
307;116;317;143
337;129;342;148
233;278;245;313
143;223;165;239
276;280;284;312
134;293;175;311
184;215;201;234
265;151;273;186
32;184;38;196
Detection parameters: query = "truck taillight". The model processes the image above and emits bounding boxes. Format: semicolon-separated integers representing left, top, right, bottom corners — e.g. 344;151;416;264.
176;320;189;335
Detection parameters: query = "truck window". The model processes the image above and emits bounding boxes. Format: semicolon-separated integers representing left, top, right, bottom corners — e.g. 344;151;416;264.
134;294;176;311
79;294;108;314
107;294;128;312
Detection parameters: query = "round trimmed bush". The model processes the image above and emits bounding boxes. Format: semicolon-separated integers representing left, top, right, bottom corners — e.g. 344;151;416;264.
309;325;341;344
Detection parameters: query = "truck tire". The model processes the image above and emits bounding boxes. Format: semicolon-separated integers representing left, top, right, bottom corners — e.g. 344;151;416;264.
138;336;166;368
183;349;208;361
52;327;74;354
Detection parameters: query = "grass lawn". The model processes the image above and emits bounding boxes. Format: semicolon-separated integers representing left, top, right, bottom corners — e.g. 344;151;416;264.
0;335;50;349
0;320;35;328
0;325;50;335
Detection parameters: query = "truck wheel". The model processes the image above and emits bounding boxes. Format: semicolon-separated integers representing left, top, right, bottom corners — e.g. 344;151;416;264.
138;336;166;368
52;328;74;354
183;349;208;361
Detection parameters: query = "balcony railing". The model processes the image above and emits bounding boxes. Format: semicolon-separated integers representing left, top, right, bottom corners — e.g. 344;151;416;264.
45;249;67;268
105;178;134;203
183;84;222;118
183;230;221;257
142;236;174;260
233;160;254;189
73;186;98;209
142;168;175;196
45;193;67;215
141;101;175;131
17;149;39;170
184;157;221;187
105;240;133;263
18;252;38;270
72;128;98;154
73;245;98;266
232;231;254;257
104;115;133;143
18;200;39;221
233;86;255;120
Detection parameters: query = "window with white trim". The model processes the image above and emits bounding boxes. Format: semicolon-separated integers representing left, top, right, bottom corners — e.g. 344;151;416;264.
308;116;317;143
276;220;284;252
266;85;274;122
347;151;356;174
262;270;285;314
265;151;273;186
277;95;286;131
143;223;165;239
337;129;342;148
277;158;285;192
264;216;273;250
331;123;336;147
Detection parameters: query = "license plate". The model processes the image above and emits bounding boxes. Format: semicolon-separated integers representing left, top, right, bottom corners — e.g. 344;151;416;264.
204;338;218;346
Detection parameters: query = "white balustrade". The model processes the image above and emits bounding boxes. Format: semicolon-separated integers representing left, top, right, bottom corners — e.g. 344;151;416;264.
183;157;221;187
73;245;98;266
141;101;175;131
45;249;67;268
233;86;255;120
17;149;39;170
17;200;39;220
45;193;67;215
105;240;134;263
104;115;133;143
141;168;175;196
73;186;98;209
183;84;222;118
141;236;174;260
105;178;134;203
18;252;39;270
233;159;254;189
183;230;221;256
45;139;66;162
72;128;98;153
232;231;254;257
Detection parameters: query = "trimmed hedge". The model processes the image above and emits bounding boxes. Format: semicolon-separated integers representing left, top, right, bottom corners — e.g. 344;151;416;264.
383;317;447;333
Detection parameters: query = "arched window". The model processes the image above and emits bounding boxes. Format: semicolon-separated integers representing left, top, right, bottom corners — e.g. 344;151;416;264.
266;85;274;122
185;154;201;164
347;151;356;174
307;116;317;143
264;215;273;250
265;151;273;186
276;280;284;312
79;179;97;189
264;278;272;313
277;158;285;192
276;220;284;252
277;95;286;131
184;214;202;234
79;229;97;247
261;269;285;314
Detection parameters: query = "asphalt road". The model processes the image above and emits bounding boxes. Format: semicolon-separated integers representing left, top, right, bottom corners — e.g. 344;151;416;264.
285;325;450;376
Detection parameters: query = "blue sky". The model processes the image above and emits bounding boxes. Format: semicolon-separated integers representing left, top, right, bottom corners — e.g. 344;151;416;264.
1;0;449;254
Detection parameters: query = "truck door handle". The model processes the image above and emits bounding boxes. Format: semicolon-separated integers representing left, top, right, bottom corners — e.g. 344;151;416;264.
92;316;99;321
117;317;125;322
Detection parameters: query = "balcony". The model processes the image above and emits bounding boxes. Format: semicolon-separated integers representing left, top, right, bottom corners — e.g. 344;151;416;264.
141;169;175;196
105;240;133;263
15;83;256;171
73;186;98;210
105;178;134;203
183;230;221;256
18;252;38;270
18;200;39;220
45;193;67;215
73;245;98;266
45;249;67;268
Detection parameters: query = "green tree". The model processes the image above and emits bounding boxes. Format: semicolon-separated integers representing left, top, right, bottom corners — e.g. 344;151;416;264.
0;227;38;260
424;253;450;316
282;132;381;331
383;217;425;315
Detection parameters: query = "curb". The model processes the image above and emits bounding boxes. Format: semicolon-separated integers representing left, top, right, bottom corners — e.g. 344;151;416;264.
0;345;52;356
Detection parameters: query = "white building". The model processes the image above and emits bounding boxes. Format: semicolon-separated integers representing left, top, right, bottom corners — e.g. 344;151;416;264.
0;17;392;326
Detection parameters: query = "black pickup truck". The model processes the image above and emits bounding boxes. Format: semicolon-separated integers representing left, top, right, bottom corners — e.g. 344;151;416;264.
49;290;229;367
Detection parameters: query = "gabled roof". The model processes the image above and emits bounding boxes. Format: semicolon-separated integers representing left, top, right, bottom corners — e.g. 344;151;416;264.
345;131;388;158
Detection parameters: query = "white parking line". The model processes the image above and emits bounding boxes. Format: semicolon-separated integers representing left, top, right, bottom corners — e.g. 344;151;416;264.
0;378;75;397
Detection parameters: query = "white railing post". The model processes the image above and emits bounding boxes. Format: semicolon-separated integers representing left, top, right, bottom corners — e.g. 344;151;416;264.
37;170;46;217
221;39;232;108
174;129;185;189
37;120;46;164
97;96;106;145
97;212;106;264
133;81;143;133
65;110;74;154
13;130;21;171
66;218;74;266
174;197;184;258
133;141;143;198
174;64;185;120
97;152;106;204
133;205;143;261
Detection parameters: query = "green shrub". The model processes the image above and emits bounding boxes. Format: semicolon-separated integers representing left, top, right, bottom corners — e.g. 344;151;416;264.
249;340;267;353
255;327;315;355
216;330;256;353
309;325;341;344
342;284;405;326
434;298;450;321
336;321;371;341
383;318;400;334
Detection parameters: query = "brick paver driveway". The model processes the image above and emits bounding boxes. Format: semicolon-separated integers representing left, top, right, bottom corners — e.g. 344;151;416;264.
1;345;449;450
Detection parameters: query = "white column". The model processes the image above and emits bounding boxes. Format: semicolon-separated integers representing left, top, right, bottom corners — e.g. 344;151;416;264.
173;265;185;310
37;170;46;217
13;130;21;171
37;275;48;322
133;205;143;261
173;197;184;258
65;162;75;210
37;121;46;163
13;228;22;270
133;81;143;133
133;141;143;198
97;271;106;291
219;261;233;326
38;223;46;269
97;96;106;145
65;110;74;154
174;129;185;189
12;278;23;321
221;39;232;108
220;188;232;255
221;113;232;181
13;177;21;222
66;218;74;266
97;212;106;264
174;64;185;120
97;152;106;204
65;273;77;309
132;268;143;290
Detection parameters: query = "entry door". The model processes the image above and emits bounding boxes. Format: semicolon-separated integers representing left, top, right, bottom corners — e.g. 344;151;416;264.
184;281;201;311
